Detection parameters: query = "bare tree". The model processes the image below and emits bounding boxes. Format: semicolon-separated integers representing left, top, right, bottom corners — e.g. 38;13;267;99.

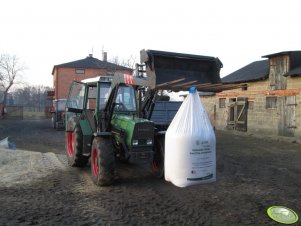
12;85;52;108
0;54;25;116
109;55;137;69
123;55;137;69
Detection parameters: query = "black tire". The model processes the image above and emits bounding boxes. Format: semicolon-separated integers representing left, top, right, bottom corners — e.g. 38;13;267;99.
65;125;88;167
91;137;115;186
151;136;165;178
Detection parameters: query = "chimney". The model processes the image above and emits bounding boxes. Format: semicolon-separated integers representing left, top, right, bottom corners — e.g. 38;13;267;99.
102;52;107;62
88;53;93;58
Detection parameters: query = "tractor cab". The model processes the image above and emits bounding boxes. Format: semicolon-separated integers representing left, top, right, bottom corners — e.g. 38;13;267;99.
64;76;112;131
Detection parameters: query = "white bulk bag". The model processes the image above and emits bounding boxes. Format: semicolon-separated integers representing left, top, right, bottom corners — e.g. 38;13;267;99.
165;87;216;187
0;137;9;149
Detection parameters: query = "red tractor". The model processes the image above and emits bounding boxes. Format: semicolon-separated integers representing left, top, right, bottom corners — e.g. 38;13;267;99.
50;99;67;130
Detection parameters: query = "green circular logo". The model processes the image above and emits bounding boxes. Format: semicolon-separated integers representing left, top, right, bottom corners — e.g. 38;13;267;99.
267;206;299;224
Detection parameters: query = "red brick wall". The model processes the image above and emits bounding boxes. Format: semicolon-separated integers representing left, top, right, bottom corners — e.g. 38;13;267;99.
53;67;132;99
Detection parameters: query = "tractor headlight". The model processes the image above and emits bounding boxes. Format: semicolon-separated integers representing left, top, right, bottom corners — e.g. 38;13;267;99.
147;139;153;145
132;139;139;146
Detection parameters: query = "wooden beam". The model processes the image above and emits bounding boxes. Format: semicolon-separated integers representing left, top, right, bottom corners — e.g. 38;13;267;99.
156;78;186;89
172;80;199;87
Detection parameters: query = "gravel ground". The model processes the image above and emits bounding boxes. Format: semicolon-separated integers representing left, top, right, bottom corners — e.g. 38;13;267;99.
0;119;65;154
0;119;300;225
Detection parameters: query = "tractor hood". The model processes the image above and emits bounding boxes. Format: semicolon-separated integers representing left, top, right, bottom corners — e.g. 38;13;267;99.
111;114;152;125
111;114;154;147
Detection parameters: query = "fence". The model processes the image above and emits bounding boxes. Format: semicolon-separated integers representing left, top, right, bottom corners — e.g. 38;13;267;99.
2;106;51;120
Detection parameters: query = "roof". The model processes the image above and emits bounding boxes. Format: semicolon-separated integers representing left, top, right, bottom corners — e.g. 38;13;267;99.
81;75;112;84
285;66;301;77
222;60;269;83
52;55;131;75
262;50;301;58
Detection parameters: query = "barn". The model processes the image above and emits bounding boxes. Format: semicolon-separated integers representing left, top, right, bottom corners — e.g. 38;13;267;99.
202;51;301;139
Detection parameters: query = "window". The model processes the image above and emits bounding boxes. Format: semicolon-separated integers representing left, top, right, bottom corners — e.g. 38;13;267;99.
242;85;248;91
219;98;226;108
98;83;111;110
75;69;85;74
266;96;277;109
114;85;137;112
66;82;86;109
57;100;67;111
87;86;97;109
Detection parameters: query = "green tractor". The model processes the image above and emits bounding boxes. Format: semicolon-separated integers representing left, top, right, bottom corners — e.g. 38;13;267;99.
65;74;154;185
65;49;227;186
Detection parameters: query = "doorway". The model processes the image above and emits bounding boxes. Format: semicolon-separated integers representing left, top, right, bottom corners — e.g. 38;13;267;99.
227;97;248;132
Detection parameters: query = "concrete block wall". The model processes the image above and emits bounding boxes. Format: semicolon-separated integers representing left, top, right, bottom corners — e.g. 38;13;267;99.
246;80;278;135
247;95;280;135
201;96;227;130
295;95;301;137
287;76;301;137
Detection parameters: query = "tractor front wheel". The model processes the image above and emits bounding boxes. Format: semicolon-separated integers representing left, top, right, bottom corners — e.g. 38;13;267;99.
91;137;115;186
65;125;88;167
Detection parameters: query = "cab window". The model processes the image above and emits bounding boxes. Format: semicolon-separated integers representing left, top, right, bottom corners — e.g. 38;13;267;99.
98;83;111;110
114;85;136;112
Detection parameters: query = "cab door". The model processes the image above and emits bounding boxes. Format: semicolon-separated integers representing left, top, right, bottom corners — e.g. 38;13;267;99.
65;81;87;132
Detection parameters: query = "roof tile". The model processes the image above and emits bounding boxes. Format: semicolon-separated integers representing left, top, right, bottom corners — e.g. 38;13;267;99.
53;56;131;72
222;60;269;83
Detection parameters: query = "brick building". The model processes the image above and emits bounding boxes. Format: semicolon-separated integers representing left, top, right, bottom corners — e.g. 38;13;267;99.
51;53;132;99
202;51;301;139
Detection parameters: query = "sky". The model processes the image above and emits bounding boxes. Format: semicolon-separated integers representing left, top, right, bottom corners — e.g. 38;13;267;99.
1;0;301;88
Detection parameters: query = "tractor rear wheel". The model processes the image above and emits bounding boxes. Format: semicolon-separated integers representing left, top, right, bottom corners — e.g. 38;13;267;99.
151;136;165;178
65;125;88;167
91;137;115;186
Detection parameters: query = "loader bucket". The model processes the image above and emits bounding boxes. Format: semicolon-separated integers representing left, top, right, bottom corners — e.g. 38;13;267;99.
140;49;223;90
